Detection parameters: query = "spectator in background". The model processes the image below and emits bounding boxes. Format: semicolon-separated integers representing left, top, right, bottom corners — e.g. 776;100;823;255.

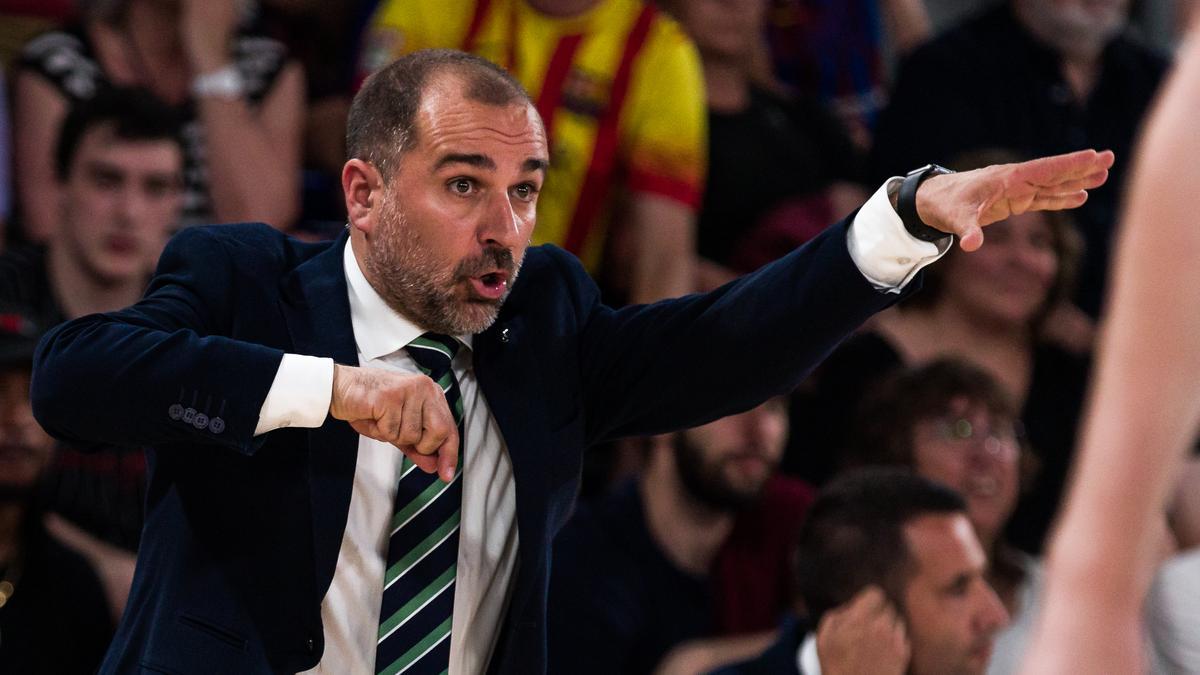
761;0;932;147
716;469;1008;675
549;399;814;674
661;0;870;289
0;89;185;618
787;149;1089;556
872;0;1168;321
359;0;706;305
0;69;11;242
13;0;303;240
252;0;383;232
845;359;1037;674
0;302;113;675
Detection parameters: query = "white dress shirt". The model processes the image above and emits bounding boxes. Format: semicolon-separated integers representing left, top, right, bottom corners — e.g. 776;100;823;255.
254;178;944;674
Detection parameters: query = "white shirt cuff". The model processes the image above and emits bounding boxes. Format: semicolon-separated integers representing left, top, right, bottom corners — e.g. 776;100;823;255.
847;178;952;293
254;354;335;436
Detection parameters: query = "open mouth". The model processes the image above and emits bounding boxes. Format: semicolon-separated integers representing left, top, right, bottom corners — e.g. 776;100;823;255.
966;475;999;498
469;271;509;300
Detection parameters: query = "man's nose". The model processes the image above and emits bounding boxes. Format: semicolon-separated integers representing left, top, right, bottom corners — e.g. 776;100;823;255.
478;190;521;248
115;184;147;226
976;583;1010;634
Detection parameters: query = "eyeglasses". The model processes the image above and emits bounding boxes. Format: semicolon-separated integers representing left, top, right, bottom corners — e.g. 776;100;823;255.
924;416;1021;460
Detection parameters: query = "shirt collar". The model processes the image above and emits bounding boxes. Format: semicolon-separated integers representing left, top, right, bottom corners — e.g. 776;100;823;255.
799;632;821;675
342;241;472;362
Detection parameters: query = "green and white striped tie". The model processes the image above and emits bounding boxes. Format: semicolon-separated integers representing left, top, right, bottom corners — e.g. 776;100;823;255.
374;333;464;675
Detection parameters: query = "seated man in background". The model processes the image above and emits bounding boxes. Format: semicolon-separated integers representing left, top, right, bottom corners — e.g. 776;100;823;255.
549;398;815;674
0;88;185;618
718;468;1009;675
0;302;113;674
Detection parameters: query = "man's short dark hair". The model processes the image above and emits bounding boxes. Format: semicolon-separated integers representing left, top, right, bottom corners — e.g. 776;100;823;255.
794;468;967;622
55;87;186;183
844;358;1019;471
346;49;534;178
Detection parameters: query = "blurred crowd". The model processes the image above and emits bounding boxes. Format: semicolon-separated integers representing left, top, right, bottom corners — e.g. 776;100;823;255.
0;0;1198;673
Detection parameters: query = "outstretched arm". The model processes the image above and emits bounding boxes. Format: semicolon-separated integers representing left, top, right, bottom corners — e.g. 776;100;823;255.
576;150;1112;442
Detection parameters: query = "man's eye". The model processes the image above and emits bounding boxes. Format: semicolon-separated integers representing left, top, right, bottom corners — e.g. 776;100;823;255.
450;178;474;195
513;183;537;201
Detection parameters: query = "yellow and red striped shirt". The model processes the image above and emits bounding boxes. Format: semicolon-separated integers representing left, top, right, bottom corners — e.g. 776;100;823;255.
360;0;707;272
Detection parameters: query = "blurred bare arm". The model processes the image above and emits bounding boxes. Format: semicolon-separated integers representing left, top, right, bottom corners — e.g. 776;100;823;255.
1022;23;1200;675
13;72;69;243
879;0;933;56
183;0;304;229
628;193;697;303
653;630;777;675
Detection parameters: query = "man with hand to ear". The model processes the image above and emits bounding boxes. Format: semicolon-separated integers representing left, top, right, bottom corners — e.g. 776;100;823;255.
32;47;1108;675
715;470;1008;675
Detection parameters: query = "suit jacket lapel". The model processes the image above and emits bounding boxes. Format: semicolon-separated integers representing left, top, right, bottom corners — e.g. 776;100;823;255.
280;232;361;597
473;312;548;629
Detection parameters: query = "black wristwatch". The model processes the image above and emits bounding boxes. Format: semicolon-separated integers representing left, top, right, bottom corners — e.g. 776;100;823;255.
897;163;955;242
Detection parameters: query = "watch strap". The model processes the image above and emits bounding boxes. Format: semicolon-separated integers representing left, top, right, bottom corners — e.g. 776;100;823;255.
898;164;954;242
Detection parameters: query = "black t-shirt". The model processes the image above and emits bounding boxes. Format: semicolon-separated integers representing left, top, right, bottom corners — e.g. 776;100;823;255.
0;247;148;551
548;481;715;675
698;86;865;269
0;511;114;675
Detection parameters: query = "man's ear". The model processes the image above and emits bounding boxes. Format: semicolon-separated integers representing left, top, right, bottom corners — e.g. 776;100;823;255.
342;159;384;235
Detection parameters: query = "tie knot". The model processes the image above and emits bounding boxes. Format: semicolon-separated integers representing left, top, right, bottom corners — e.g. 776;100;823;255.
405;333;460;379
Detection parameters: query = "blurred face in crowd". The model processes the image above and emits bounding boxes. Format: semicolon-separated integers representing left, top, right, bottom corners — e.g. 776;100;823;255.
361;74;548;335
910;397;1021;548
938;211;1058;330
901;513;1010;675
675;397;787;511
0;367;56;500
671;0;767;62
59;123;183;286
1016;0;1130;56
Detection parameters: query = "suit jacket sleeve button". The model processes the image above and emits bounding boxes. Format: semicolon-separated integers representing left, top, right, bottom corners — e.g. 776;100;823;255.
169;404;184;420
209;417;225;434
193;413;209;430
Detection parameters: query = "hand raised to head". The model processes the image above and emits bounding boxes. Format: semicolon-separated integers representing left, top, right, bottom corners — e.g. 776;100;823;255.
917;149;1115;251
817;586;911;675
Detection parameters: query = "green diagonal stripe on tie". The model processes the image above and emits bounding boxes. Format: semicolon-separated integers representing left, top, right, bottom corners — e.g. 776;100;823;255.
454;397;464;420
378;616;453;675
409;336;455;360
436;370;455;394
378;565;457;640
390;476;456;534
384;512;462;587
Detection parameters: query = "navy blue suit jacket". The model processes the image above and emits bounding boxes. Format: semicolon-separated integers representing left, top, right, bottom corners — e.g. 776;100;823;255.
32;218;910;674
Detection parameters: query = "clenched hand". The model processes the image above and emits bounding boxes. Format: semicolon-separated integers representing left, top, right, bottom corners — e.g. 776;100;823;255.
329;364;459;482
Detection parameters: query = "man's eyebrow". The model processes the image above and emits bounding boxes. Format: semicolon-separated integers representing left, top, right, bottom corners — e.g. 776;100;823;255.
435;153;496;171
523;157;549;173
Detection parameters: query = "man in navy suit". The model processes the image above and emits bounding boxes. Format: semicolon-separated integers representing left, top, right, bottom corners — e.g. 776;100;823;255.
31;49;1111;675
